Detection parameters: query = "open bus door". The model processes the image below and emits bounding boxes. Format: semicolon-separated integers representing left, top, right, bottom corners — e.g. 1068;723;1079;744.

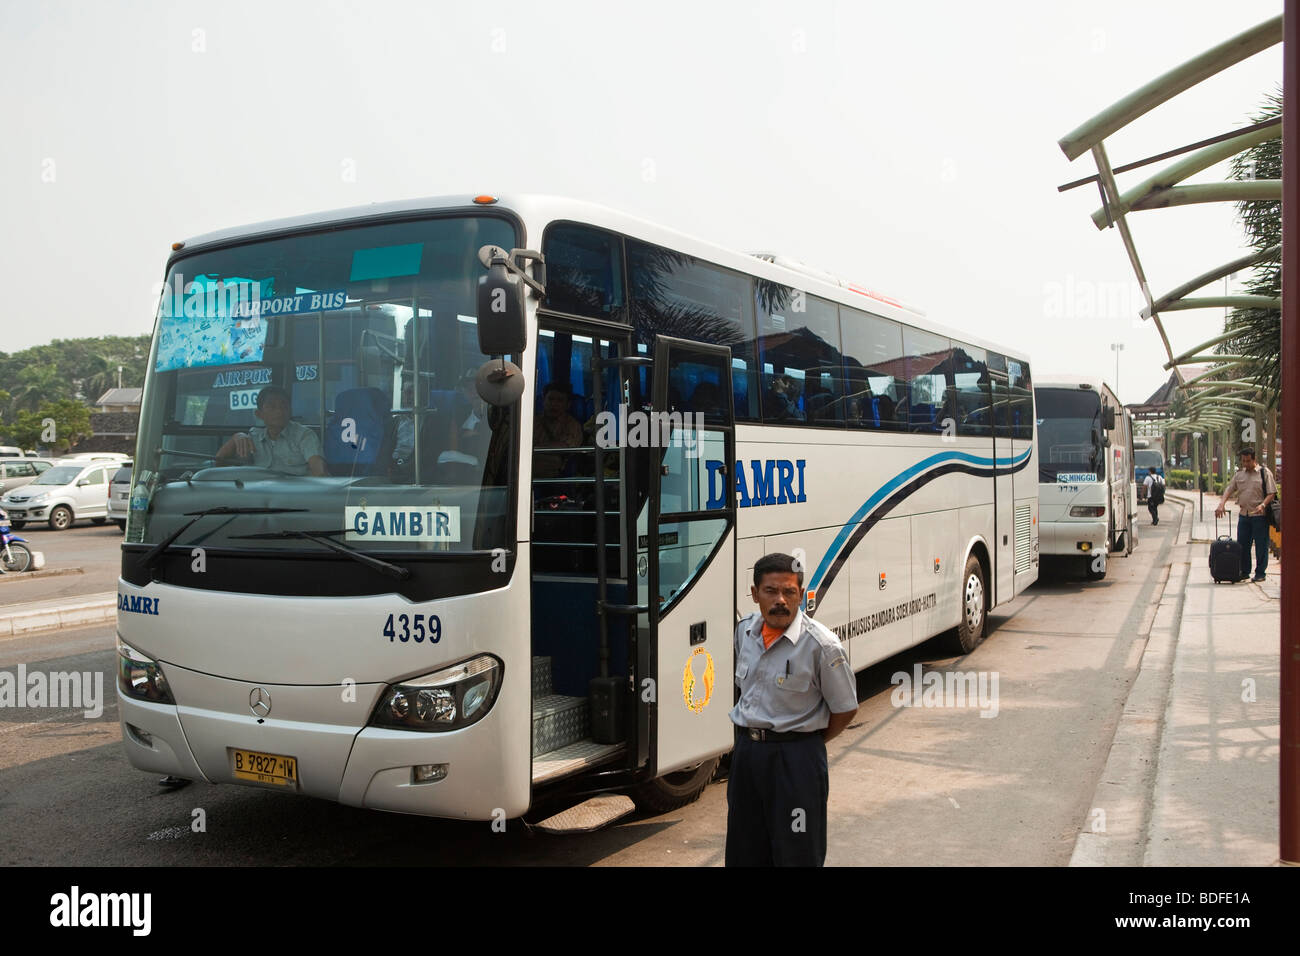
634;336;737;804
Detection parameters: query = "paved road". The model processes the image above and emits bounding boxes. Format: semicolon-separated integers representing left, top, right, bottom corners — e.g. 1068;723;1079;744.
0;507;1180;865
0;522;122;605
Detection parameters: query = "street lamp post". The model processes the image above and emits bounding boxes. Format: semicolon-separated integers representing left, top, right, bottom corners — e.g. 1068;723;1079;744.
1110;342;1125;399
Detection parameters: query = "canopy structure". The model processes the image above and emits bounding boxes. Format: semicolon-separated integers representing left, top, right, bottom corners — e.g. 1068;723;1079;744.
1056;14;1282;404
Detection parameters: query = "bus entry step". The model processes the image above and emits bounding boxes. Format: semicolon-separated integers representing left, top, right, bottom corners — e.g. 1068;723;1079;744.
534;795;636;834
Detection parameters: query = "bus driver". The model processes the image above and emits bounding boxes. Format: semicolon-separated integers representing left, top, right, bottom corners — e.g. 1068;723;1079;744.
216;386;327;476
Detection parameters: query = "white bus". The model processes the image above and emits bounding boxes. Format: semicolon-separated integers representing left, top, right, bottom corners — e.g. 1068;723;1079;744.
1034;378;1136;580
117;195;1038;828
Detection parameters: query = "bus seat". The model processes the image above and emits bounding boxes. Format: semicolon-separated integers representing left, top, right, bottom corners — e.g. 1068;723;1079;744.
325;387;393;476
910;403;938;431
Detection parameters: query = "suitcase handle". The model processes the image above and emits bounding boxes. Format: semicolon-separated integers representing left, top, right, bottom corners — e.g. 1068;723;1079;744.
1215;507;1233;539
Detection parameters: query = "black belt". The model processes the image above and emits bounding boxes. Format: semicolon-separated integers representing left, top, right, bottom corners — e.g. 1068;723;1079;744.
737;726;821;742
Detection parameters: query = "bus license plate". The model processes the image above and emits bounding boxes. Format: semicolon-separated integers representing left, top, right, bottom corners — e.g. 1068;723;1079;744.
231;748;298;789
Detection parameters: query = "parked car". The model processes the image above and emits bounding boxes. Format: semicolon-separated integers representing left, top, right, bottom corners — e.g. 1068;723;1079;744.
0;446;24;458
0;458;55;495
107;462;133;530
0;459;119;530
59;452;132;464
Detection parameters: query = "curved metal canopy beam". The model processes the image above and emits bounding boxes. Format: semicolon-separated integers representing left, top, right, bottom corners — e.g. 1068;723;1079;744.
1143;244;1281;316
1125;179;1282;217
1089;132;1281;229
1059;14;1283;161
1178;361;1252;386
1160;295;1283;312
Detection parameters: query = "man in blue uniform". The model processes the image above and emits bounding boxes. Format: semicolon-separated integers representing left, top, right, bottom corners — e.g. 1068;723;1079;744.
727;552;859;866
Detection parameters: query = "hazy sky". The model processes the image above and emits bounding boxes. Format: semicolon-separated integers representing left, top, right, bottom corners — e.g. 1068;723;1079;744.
1;0;1284;404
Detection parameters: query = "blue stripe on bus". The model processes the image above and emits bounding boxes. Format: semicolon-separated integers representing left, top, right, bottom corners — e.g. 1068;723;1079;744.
807;446;1032;594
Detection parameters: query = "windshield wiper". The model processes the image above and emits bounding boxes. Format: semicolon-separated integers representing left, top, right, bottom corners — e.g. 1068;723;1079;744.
230;529;411;580
141;506;309;570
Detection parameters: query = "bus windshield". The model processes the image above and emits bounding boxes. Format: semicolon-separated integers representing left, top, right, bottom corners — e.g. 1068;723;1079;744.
1035;387;1104;482
1135;450;1164;470
130;214;519;555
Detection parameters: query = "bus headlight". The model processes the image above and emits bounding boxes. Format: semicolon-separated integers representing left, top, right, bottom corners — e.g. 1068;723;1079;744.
117;639;175;704
370;655;502;732
1069;506;1106;517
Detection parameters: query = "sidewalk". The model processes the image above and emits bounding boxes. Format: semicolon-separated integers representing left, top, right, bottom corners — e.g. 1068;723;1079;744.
1071;489;1283;866
0;591;117;638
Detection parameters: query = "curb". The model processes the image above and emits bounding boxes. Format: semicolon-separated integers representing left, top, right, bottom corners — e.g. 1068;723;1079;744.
0;567;85;584
0;594;117;639
1069;496;1190;866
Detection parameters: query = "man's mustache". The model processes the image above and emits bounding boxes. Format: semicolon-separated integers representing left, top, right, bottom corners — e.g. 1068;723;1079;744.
769;606;791;615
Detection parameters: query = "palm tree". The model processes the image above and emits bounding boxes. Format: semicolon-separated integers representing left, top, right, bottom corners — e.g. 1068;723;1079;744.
1221;89;1282;402
11;364;65;412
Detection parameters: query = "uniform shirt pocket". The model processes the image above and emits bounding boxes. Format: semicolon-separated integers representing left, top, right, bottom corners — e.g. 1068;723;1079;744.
735;660;750;680
775;671;812;693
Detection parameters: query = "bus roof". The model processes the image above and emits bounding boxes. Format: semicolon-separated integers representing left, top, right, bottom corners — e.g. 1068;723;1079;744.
170;193;1031;363
1035;376;1120;398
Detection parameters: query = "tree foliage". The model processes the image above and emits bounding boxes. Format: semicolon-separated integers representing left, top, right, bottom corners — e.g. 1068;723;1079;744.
7;399;93;453
0;334;149;425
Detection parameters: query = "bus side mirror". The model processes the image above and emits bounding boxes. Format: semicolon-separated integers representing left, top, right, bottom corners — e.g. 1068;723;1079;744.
1102;406;1117;431
476;254;527;357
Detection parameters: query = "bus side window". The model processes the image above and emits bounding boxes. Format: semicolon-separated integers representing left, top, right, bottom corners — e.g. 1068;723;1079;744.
902;327;951;433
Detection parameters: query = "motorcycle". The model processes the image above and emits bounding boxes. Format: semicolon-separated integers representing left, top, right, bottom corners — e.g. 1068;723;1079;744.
0;507;34;573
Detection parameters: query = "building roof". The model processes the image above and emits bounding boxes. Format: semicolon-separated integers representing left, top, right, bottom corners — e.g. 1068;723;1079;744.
94;387;143;406
1140;372;1180;409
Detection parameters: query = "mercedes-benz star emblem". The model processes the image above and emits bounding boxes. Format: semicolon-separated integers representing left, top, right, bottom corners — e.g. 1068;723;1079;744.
249;687;272;718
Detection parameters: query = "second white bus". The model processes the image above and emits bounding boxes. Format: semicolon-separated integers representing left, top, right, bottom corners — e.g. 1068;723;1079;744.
1035;378;1136;580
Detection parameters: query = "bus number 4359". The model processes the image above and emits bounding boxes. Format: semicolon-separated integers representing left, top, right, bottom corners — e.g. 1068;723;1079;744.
383;613;441;643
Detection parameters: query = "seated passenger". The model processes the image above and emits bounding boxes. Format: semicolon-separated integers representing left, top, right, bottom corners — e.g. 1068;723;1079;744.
216;385;327;476
533;382;583;479
764;374;803;422
456;369;491;463
390;380;417;479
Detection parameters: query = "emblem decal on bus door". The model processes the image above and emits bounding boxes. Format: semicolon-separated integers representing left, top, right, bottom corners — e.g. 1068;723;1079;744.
681;647;715;715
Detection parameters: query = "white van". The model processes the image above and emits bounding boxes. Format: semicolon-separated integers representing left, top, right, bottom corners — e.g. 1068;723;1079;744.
0;458;119;530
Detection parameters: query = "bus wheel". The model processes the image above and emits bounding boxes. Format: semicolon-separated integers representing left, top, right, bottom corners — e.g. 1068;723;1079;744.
946;554;986;655
1085;554;1107;581
630;757;720;814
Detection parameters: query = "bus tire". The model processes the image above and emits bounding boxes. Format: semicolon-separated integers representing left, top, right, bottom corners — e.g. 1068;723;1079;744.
946;554;986;655
630;757;720;814
1085;555;1107;581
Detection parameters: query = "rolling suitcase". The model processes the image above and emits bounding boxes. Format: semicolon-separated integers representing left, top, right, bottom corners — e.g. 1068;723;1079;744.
1209;509;1242;583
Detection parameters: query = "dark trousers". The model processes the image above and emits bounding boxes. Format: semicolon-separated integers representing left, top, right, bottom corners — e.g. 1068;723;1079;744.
1237;514;1270;578
1147;500;1159;524
725;729;828;866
